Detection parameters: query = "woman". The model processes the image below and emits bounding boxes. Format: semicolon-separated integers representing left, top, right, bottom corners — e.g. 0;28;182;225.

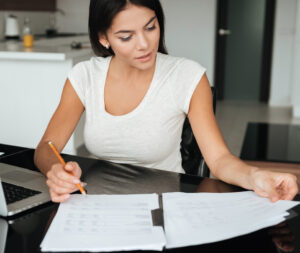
34;0;298;203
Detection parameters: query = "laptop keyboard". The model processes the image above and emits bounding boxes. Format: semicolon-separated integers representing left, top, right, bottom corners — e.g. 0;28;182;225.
2;182;41;204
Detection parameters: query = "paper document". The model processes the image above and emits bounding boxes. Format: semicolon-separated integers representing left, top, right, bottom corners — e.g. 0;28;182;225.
41;194;165;252
163;191;299;248
41;191;299;251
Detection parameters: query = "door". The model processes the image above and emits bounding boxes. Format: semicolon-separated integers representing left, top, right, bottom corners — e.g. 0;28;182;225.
214;0;276;101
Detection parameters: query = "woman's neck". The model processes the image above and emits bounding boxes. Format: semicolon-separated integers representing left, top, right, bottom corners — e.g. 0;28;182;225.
109;55;156;84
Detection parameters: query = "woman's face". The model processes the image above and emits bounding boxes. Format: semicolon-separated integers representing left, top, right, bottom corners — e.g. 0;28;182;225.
100;4;160;70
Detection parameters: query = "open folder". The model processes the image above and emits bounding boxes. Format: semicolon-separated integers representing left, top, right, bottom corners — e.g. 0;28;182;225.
40;191;299;252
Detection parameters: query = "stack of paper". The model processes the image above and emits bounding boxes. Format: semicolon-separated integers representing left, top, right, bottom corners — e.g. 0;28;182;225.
163;191;299;248
41;194;166;252
40;191;299;252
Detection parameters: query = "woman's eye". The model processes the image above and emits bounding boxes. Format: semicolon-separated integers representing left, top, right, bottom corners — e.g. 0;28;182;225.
120;36;132;42
146;25;156;31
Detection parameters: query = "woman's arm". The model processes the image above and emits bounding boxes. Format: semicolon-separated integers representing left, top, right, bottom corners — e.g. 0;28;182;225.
188;74;298;201
34;79;84;202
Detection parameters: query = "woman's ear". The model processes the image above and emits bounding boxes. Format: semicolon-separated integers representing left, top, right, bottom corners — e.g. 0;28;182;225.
98;34;110;49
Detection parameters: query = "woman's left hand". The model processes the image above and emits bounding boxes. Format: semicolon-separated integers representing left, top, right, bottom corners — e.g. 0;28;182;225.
250;169;298;202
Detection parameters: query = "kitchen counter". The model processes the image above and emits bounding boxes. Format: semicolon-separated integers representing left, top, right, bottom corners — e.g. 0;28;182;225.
0;35;92;61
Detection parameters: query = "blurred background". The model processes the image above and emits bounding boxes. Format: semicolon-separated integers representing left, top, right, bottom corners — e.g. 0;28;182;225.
0;0;299;158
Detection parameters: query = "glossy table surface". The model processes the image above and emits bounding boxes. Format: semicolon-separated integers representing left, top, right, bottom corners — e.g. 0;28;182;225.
240;123;300;163
1;144;300;253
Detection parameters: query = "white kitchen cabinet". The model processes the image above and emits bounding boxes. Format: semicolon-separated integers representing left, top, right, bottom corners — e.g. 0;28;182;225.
0;36;93;154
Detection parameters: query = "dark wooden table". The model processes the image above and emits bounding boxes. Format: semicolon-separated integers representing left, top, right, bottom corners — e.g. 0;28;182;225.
1;143;300;253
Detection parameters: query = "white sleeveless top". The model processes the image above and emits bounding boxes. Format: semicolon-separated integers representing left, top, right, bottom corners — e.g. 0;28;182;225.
68;53;206;173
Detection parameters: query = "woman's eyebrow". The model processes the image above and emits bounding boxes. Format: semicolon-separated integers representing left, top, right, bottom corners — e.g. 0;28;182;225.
114;16;156;35
144;16;156;27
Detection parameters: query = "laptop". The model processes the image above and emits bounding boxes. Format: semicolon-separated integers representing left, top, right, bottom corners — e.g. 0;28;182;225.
0;218;8;253
0;163;50;217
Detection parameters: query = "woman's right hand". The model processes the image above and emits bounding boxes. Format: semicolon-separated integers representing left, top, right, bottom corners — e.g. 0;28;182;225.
46;161;82;202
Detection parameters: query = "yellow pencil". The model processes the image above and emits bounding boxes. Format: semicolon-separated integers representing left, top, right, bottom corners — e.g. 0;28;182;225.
48;141;86;195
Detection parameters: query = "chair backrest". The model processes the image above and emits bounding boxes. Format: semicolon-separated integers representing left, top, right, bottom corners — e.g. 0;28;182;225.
180;86;216;177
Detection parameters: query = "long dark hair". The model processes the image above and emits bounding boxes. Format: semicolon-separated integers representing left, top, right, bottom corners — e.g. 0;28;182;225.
89;0;168;57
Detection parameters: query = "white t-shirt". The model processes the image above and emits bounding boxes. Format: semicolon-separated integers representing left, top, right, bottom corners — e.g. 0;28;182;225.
68;53;206;173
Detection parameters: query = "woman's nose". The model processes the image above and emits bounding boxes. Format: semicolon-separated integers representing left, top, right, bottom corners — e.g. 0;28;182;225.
136;33;149;50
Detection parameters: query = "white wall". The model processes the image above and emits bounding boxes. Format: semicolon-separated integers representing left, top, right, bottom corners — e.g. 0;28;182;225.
269;0;297;106
291;0;300;117
56;0;89;34
270;0;300;118
161;0;216;84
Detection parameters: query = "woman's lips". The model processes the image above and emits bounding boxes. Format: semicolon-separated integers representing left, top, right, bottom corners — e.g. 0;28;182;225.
136;52;152;62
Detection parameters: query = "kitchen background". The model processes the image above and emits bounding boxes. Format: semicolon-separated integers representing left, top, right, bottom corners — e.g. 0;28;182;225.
0;0;216;84
0;0;89;37
0;0;300;156
0;0;299;108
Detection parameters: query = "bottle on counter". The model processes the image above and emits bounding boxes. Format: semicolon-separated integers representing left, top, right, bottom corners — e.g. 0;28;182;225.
23;17;34;48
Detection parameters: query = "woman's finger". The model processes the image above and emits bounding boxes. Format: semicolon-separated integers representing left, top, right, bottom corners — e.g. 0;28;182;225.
47;164;80;186
252;170;299;201
254;179;279;202
65;161;82;178
48;173;78;190
56;167;80;184
47;180;77;195
282;176;298;200
272;175;297;201
45;162;83;200
49;189;70;203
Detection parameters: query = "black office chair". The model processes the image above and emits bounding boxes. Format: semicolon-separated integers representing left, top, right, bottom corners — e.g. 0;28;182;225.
180;87;216;177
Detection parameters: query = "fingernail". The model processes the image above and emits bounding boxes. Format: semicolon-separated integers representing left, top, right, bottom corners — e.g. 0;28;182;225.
73;179;80;184
65;194;70;200
271;197;278;202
